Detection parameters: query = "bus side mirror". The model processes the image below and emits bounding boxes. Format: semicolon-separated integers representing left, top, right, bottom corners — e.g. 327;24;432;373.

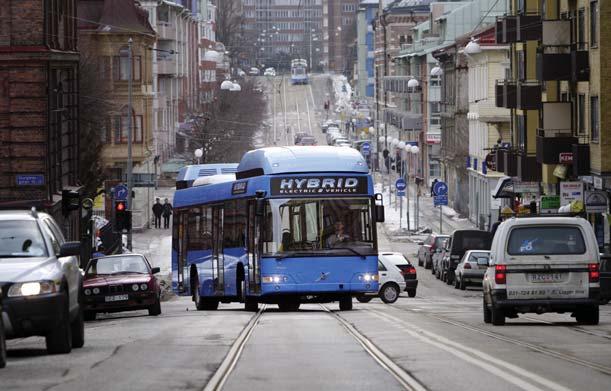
374;193;385;223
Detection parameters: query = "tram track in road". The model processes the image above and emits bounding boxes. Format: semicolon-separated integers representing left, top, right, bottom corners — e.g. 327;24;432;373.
320;304;428;391
203;305;267;391
375;304;611;377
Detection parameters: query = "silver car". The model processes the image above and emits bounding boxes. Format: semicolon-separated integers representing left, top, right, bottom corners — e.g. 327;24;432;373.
0;209;84;354
454;250;490;290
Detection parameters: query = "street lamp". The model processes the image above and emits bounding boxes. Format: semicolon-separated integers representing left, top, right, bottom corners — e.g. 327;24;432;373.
465;37;482;55
220;80;234;90
431;63;443;76
194;148;203;164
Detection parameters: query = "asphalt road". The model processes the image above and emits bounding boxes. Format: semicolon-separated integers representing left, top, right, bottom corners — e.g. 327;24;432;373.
3;74;611;390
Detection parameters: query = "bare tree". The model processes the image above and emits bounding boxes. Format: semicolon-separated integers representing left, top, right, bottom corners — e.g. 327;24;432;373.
214;0;245;60
78;41;115;198
190;79;266;163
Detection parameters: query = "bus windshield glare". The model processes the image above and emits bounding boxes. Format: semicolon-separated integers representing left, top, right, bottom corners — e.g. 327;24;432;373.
263;198;375;257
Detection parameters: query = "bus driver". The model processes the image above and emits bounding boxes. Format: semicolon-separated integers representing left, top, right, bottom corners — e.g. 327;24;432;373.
326;221;350;247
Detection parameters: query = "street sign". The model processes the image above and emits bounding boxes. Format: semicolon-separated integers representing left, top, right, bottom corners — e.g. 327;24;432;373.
585;191;608;213
434;195;448;206
16;174;45;186
397;190;406;197
361;142;371;156
433;181;448;196
114;184;128;201
395;178;406;192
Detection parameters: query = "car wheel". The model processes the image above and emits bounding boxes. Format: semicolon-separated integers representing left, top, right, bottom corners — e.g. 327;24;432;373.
459;277;467;291
71;306;85;349
407;290;416;298
245;297;259;312
339;296;353;311
454;275;460;289
0;314;7;369
491;304;506;326
356;296;373;303
148;296;162;316
435;267;440;279
45;293;72;354
431;264;436;274
84;311;96;321
380;283;400;304
483;297;491;324
575;306;599;325
445;272;454;285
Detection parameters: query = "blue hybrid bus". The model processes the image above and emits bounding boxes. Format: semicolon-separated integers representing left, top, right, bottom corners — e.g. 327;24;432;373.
290;59;308;85
175;163;238;189
171;146;385;311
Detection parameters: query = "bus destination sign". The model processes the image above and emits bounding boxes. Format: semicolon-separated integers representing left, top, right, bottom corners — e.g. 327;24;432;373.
231;181;248;195
271;176;368;196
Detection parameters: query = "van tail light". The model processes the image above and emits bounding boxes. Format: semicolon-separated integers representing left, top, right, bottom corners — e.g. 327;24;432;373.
495;265;506;284
464;263;472;269
589;263;600;283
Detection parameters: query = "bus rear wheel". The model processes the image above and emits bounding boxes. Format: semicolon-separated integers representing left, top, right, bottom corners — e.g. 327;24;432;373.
339;296;353;311
197;298;219;311
278;301;300;312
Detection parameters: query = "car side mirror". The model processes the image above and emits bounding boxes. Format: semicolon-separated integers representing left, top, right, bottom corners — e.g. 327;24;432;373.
59;241;81;257
151;267;161;274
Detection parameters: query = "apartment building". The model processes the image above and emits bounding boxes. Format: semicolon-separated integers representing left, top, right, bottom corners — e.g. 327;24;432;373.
325;0;360;73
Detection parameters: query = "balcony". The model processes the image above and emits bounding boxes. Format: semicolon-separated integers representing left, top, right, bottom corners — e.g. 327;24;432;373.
383;76;422;95
537;51;571;81
517;153;542;182
157;22;176;40
536;102;575;164
572;144;590;176
157;58;176;75
384;108;422;131
517;15;542;41
503;150;518;177
516;81;541;110
495;15;517;44
571;44;590;82
495;80;516;109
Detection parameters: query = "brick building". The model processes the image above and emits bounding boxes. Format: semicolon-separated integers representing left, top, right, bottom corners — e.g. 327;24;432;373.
0;0;82;239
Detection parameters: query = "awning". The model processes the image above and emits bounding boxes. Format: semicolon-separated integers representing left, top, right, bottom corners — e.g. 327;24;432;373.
492;176;513;198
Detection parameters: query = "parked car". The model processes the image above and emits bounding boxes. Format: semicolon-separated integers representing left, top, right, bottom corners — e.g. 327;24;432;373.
439;230;493;285
431;237;450;277
0;292;6;368
599;253;611;304
297;136;317;146
249;67;260;76
454;250;490;290
483;216;600;326
0;209;84;354
417;234;450;269
357;252;415;303
294;132;308;144
321;123;329;133
82;254;161;320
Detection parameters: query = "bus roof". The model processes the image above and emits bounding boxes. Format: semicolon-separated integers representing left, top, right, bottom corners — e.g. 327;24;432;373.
192;174;236;187
176;163;238;182
236;146;368;179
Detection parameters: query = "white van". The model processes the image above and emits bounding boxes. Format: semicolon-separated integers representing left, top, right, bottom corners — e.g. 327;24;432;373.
483;216;600;325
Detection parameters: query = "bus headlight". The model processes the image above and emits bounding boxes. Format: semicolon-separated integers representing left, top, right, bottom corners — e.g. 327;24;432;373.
358;274;379;282
262;275;287;283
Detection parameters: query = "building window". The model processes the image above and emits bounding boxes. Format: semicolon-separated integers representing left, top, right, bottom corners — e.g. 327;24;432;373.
113;53;141;81
578;8;585;48
99;56;111;80
591;96;599;142
430;75;440;86
577;94;586;135
113;108;143;144
590;1;598;47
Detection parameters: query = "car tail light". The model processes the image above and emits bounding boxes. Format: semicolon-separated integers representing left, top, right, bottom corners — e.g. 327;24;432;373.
407;265;417;275
589;263;600;283
495;265;506;284
464;263;471;269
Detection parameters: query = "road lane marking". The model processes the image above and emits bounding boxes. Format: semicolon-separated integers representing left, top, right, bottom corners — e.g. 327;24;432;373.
522;315;611;341
203;305;266;391
369;309;574;391
321;305;428;391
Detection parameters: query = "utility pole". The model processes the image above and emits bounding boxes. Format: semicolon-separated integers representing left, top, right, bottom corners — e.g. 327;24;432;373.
126;37;134;251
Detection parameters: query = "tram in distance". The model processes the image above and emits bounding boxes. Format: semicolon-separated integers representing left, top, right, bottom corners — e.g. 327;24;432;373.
171;146;385;311
290;59;308;85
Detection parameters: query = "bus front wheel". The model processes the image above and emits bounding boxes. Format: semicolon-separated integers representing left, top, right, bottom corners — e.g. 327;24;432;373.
245;297;259;312
339;296;353;311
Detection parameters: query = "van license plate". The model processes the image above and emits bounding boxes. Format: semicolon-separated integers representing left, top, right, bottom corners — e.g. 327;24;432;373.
528;273;565;283
105;294;128;302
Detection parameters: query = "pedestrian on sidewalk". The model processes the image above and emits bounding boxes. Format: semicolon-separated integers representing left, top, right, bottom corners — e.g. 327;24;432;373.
431;179;438;196
162;198;173;229
152;198;163;229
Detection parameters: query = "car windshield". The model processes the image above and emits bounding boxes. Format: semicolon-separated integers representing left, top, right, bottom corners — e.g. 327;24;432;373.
0;220;48;258
263;198;376;257
86;256;149;275
381;254;409;265
467;252;490;263
507;226;586;255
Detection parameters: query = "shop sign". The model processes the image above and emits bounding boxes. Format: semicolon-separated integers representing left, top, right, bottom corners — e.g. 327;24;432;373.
540;195;560;214
594;176;603;190
560;181;584;206
585;191;608;213
426;134;441;144
513;181;540;194
559;152;573;164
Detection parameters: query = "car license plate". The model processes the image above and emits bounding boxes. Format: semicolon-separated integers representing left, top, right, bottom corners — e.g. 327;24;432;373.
105;294;128;302
528;273;565;283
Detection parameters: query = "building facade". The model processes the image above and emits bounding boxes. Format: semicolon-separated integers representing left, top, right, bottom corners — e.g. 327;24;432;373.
325;0;359;73
0;0;82;239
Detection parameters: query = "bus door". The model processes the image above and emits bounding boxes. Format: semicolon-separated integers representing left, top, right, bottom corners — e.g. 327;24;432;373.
176;212;187;293
212;205;225;294
248;201;261;293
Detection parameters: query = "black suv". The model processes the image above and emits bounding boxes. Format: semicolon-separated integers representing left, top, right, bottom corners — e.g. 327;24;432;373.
439;230;492;285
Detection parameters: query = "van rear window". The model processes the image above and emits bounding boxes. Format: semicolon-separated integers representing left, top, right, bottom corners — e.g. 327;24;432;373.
507;226;586;255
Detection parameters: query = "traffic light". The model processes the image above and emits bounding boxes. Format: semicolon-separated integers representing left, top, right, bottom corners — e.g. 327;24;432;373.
114;201;132;232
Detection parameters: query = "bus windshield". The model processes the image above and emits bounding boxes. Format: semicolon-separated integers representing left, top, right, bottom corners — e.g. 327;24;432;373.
263;198;376;257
